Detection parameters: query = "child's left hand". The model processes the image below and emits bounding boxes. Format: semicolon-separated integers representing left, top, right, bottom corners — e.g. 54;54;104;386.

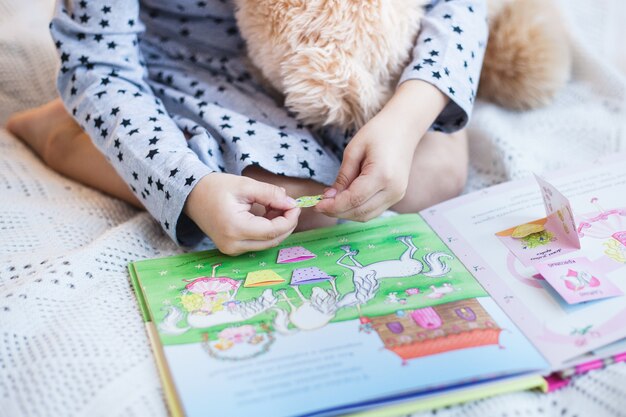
315;115;417;221
315;79;449;221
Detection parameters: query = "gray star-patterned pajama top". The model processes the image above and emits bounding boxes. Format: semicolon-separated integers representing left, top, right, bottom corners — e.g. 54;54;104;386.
50;0;488;245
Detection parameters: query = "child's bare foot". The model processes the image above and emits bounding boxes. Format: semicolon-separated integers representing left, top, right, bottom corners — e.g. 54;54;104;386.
7;99;80;163
7;98;143;208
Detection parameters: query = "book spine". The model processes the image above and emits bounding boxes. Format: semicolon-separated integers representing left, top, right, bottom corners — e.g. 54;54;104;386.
351;375;547;417
146;322;185;417
543;374;570;392
128;263;151;322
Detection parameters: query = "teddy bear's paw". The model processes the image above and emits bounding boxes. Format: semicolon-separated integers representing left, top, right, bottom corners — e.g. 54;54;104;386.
479;0;572;110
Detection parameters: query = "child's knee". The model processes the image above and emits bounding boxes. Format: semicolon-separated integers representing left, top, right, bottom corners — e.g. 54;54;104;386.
401;165;466;212
394;130;468;213
428;130;468;197
439;153;468;197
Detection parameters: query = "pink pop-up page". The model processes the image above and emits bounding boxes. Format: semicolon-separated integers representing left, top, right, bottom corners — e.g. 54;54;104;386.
535;257;623;304
421;154;626;369
495;176;581;268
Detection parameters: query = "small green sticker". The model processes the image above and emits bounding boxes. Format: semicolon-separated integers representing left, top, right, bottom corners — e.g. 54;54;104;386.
295;194;324;208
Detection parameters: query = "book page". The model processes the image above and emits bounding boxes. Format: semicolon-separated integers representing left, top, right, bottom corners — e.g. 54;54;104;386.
422;155;626;368
131;215;547;417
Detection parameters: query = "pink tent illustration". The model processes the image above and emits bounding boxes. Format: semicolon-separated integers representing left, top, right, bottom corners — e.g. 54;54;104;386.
276;246;317;264
290;267;333;285
244;270;286;288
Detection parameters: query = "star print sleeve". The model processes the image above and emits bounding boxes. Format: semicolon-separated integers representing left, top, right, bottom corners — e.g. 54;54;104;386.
398;0;488;132
50;0;214;245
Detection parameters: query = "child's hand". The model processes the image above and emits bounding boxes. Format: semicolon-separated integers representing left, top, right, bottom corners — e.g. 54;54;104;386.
316;80;449;221
315;116;417;221
185;173;300;255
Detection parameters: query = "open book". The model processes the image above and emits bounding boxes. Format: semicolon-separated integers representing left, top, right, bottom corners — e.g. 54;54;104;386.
129;154;626;417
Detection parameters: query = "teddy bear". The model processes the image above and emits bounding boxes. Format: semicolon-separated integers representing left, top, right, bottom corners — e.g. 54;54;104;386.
233;0;571;130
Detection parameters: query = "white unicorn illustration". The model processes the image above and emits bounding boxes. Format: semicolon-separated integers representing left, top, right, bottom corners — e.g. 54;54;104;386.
158;289;278;335
271;280;345;333
160;236;453;336
335;236;453;307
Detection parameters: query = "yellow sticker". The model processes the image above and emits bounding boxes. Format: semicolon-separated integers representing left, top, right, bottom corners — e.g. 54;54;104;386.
511;223;545;239
295;194;323;208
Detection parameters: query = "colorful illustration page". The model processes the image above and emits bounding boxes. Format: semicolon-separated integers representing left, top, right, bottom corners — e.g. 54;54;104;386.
421;155;626;368
132;215;547;417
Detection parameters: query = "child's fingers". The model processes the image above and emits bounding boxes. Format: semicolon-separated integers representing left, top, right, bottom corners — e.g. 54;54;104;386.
317;174;381;215
242;180;296;210
240;207;300;241
218;226;296;256
330;144;364;193
239;227;297;252
263;208;283;220
332;191;389;222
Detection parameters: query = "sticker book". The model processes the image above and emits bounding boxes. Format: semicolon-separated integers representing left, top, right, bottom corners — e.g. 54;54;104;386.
129;154;626;417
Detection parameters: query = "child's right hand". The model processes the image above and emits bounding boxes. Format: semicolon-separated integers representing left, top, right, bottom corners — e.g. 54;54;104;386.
184;173;300;255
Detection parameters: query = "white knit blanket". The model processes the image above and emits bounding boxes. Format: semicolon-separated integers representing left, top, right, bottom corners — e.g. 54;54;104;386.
1;1;626;416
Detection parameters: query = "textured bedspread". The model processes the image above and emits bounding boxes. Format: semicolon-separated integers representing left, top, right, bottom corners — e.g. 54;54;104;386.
2;1;626;416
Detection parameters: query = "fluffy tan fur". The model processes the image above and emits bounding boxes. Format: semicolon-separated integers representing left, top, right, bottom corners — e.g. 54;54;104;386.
234;0;571;129
235;0;426;128
478;0;571;110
